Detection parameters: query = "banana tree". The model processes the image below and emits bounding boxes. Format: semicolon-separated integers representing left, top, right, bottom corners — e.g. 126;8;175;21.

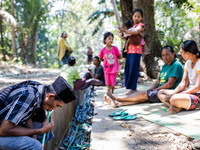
0;5;17;61
87;0;120;35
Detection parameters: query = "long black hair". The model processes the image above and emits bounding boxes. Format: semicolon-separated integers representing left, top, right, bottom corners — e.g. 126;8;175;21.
180;40;200;58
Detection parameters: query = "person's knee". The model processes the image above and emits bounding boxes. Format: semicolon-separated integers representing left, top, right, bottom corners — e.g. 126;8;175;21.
32;140;43;150
140;91;148;100
157;90;164;99
170;95;179;106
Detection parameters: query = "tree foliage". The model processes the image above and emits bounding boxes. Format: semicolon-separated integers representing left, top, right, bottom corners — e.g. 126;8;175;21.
0;0;199;69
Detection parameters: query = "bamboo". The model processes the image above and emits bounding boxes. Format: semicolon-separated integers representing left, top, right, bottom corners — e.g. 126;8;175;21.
111;0;121;27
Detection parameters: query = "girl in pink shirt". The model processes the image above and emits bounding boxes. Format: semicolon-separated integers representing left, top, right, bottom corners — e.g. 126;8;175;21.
99;32;122;94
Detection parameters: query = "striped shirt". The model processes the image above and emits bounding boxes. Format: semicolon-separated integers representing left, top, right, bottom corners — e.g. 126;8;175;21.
0;81;45;125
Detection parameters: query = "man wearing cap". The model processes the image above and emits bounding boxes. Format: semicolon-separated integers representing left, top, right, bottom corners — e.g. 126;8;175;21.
0;76;77;150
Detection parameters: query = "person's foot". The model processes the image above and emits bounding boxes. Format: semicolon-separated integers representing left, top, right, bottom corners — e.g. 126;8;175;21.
125;89;136;95
168;105;183;114
107;91;116;100
104;94;117;108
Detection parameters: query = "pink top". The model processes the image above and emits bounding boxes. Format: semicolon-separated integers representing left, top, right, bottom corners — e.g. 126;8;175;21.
128;22;145;54
99;46;121;74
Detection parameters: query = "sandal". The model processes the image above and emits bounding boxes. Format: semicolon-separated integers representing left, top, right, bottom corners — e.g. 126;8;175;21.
113;115;137;120
108;110;128;117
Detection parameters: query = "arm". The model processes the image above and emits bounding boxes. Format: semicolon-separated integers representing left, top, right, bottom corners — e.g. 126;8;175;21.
138;32;144;37
118;25;143;35
155;77;177;90
117;54;122;59
181;73;200;94
121;36;127;39
74;69;81;80
0;118;54;137
25;118;37;139
171;71;189;94
88;69;99;79
60;39;72;52
149;79;160;90
120;32;127;39
99;57;103;61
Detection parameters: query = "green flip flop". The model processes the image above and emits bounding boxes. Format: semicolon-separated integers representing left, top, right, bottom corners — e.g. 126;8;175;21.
113;114;137;120
108;110;128;117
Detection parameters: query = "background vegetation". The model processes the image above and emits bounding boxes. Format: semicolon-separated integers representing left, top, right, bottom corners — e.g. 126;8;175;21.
0;0;199;70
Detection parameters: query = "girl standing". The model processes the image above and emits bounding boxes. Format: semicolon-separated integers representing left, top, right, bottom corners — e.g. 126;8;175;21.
158;40;200;114
119;9;146;95
99;32;122;93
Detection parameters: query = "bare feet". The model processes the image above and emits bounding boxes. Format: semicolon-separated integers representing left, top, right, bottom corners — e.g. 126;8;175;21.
125;89;136;95
168;105;183;114
104;94;117;108
107;92;116;100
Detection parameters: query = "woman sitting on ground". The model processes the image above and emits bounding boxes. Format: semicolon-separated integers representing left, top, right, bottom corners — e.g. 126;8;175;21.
158;40;200;114
104;45;184;108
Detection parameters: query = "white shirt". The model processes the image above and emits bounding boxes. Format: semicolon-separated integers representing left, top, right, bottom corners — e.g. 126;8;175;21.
185;59;200;92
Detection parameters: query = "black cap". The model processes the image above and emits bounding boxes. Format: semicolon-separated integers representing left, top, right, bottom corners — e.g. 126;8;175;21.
51;76;77;103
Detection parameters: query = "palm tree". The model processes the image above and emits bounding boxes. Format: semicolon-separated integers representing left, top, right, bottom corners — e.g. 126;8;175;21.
0;8;17;26
0;6;17;61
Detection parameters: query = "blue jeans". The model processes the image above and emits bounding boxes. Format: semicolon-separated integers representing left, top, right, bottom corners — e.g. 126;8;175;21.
61;50;70;65
0;121;54;150
0;136;43;150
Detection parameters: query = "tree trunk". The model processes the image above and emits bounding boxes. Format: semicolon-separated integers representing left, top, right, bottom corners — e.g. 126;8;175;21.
0;1;6;61
199;22;200;47
120;0;133;27
132;0;162;78
11;0;17;61
0;14;6;61
31;23;38;65
120;0;162;78
59;0;67;39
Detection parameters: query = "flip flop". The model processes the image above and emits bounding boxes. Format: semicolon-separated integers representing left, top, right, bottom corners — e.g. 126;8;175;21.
108;110;128;117
113;114;137;120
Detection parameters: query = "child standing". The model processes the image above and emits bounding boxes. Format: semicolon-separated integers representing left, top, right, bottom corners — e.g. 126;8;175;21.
119;9;147;95
99;32;122;94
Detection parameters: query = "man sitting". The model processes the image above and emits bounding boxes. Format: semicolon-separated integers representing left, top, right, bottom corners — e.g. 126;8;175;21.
0;76;77;150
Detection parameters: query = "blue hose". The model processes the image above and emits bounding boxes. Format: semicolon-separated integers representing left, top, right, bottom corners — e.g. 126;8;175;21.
61;88;95;149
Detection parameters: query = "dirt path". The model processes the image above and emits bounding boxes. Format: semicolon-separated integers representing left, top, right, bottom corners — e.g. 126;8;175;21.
1;67;200;150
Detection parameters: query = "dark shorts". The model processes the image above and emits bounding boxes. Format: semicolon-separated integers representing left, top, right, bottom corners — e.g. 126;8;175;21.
147;89;161;103
88;54;92;62
188;93;200;110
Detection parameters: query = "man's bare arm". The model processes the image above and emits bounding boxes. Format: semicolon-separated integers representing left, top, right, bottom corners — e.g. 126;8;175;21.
0;119;53;137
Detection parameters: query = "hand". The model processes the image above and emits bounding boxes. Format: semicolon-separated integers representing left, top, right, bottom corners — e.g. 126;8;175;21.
118;27;124;32
32;135;37;139
164;94;172;101
124;50;127;53
41;118;54;134
88;68;91;72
